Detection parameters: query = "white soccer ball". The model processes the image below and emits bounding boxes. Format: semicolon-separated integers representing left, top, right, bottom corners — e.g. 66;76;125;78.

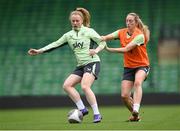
67;109;83;123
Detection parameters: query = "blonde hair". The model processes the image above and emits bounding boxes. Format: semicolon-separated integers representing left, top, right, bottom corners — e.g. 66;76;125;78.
70;7;91;27
128;13;150;41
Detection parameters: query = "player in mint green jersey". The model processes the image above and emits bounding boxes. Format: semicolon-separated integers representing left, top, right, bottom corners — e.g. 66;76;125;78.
28;7;105;123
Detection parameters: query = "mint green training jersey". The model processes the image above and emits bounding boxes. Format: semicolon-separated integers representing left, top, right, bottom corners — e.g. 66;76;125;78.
39;25;106;66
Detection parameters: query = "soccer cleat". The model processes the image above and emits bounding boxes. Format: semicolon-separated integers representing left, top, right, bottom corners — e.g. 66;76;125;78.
127;111;141;122
132;110;139;117
128;115;141;122
93;114;102;123
80;108;89;116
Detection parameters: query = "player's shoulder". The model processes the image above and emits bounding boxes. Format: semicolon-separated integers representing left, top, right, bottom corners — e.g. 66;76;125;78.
117;28;128;35
65;30;74;34
117;28;128;37
83;26;94;32
118;28;128;34
82;26;98;36
63;30;75;37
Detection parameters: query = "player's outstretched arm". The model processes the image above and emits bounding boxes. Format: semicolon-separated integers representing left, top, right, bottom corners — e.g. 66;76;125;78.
28;48;43;56
106;41;137;53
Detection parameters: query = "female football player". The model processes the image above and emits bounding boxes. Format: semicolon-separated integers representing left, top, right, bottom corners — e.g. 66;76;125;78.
102;12;150;122
28;7;105;123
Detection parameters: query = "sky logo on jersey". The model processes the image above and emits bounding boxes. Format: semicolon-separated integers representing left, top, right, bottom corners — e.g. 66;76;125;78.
73;42;84;49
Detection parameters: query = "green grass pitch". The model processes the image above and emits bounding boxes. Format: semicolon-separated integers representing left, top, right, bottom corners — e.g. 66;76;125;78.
0;105;180;130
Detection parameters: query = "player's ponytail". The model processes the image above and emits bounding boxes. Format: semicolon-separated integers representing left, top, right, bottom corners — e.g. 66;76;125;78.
128;13;150;42
70;7;91;27
75;7;91;27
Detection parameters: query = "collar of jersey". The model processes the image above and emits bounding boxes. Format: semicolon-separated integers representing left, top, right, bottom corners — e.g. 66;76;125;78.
72;25;84;32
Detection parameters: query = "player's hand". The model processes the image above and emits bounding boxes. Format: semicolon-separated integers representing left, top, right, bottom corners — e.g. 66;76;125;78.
101;36;106;41
89;49;97;56
28;48;42;56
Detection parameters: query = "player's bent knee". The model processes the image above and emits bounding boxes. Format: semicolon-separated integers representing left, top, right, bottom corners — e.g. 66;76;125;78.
63;83;70;91
81;85;90;92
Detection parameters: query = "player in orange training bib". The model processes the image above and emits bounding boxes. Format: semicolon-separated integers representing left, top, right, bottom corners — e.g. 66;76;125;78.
102;12;150;122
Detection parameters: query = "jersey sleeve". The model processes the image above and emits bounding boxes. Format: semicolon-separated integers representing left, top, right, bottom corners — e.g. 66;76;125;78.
111;30;119;39
89;28;106;48
39;34;67;52
131;34;145;46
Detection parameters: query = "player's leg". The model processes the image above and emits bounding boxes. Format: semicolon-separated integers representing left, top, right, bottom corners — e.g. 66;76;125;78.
133;67;149;114
121;80;134;112
81;72;102;123
128;70;146;122
81;73;96;108
121;67;135;112
63;74;86;111
129;67;149;122
121;80;141;122
81;62;102;123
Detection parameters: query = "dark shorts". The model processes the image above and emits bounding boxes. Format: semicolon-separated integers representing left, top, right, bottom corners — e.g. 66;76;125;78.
122;66;150;81
72;62;100;80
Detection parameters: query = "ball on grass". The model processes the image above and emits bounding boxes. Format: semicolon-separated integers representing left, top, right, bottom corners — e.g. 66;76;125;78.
67;109;83;123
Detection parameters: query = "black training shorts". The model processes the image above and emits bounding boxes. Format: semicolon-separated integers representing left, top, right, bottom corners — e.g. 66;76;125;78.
72;62;100;80
122;66;150;81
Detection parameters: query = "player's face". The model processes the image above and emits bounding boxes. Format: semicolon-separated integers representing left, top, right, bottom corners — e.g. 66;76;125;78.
71;14;83;31
126;15;136;30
